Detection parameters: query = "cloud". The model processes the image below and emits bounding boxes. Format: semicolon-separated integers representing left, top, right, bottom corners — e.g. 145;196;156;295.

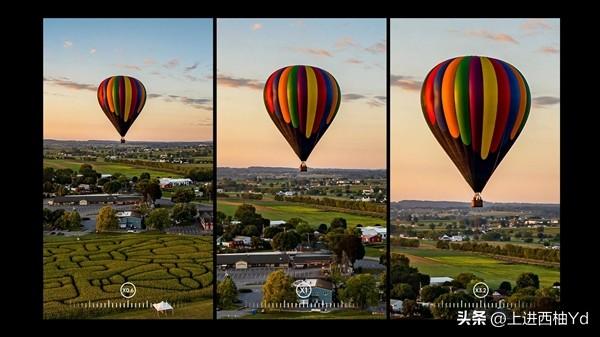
252;23;263;31
144;58;156;65
218;74;264;90
184;62;199;72
294;47;333;57
184;74;204;82
89;48;96;54
367;96;386;108
521;19;552;32
163;58;180;69
116;64;142;71
346;58;363;64
150;93;212;110
44;77;96;91
533;96;560;107
390;75;422;91
150;71;162;76
343;93;366;101
365;41;385;54
336;37;357;49
465;30;519;44
63;40;73;48
539;46;559;54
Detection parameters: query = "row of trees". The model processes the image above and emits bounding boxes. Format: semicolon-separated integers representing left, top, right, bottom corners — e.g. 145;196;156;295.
391;237;420;247
440;241;560;263
94;203;199;232
275;195;385;214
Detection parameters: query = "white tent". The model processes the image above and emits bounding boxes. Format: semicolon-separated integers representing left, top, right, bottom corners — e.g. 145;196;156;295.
153;301;174;316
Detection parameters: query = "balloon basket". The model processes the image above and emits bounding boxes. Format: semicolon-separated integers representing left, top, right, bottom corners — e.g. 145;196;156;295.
300;162;307;172
120;138;125;144
471;193;483;207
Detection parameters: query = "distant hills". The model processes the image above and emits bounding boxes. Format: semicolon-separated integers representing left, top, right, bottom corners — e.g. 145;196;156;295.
218;166;386;180
44;139;212;148
392;200;559;216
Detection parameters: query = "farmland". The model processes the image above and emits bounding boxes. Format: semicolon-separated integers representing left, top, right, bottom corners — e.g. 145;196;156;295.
44;159;183;178
392;241;560;289
218;197;385;228
43;233;213;319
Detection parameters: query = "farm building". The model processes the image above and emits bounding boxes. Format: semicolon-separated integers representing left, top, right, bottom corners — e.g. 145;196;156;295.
217;251;334;269
159;178;193;188
429;277;454;286
360;226;387;240
48;194;143;206
296;278;334;304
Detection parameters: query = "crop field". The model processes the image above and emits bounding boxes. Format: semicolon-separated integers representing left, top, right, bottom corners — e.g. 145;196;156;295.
218;197;385;227
43;233;212;319
44;159;182;178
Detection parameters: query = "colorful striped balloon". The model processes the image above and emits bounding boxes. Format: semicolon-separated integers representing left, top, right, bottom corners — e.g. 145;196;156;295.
97;76;147;142
421;56;531;194
264;65;341;170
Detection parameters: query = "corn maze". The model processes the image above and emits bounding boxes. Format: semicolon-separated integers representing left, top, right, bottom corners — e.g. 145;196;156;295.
43;233;213;319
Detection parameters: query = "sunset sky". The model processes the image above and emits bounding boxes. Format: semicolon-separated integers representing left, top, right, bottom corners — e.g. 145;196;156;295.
217;19;386;169
391;19;560;203
44;19;212;141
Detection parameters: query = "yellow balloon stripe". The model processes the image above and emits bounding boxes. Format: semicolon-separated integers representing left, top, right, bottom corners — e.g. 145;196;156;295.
326;72;339;124
106;77;115;113
441;57;462;138
510;65;527;140
480;57;498;160
124;77;132;122
305;67;318;138
278;67;292;124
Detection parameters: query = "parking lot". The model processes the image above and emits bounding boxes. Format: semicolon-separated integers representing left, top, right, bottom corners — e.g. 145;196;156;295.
216;266;324;286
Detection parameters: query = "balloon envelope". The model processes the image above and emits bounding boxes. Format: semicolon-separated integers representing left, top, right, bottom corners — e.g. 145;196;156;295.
421;56;531;193
97;76;146;140
263;65;341;164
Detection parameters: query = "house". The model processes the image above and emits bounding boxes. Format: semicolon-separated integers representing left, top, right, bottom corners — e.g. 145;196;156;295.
269;220;286;227
297;279;334;304
360;226;387;240
362;233;382;244
451;235;463;242
429;277;454;286
361;196;375;202
216;188;224;193
116;211;143;230
439;234;451;241
216;251;334;269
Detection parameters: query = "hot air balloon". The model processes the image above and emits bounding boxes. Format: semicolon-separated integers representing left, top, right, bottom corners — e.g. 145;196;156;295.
263;65;341;172
97;76;147;143
421;56;531;207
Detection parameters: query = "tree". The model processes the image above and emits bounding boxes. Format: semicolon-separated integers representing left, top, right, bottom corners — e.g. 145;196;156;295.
286;217;307;228
140;172;150;180
420;285;449;303
217;275;238;308
216;211;228;225
330;217;347;231
56;185;69;196
103;180;122;194
318;223;328;233
145;208;171;230
295;223;313;236
498;281;512;295
272;231;301;251
171;188;195;203
392;283;416;300
455;273;480;289
96;206;118;232
516;272;540;290
263;226;283;239
144;180;162;202
55;211;82;231
332;234;365;264
262;270;296;304
432;292;475;319
171;203;197;226
339;274;379;309
241;224;260;237
234;203;266;230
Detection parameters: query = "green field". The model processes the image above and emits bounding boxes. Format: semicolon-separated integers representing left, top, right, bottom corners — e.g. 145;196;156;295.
393;244;559;289
365;244;386;258
218;197;385;227
43;233;212;319
44;159;183;178
239;310;383;320
97;299;213;319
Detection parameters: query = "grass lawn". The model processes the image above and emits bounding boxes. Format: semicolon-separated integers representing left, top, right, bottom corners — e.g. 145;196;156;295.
44;159;183;178
240;310;383;320
364;244;386;258
218;198;385;227
43;233;212;319
392;245;560;289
